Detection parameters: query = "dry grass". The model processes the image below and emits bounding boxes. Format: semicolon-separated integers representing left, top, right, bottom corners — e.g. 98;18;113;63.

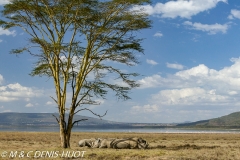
0;132;240;159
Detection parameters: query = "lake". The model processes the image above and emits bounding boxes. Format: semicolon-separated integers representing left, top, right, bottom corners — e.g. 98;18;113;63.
0;126;240;133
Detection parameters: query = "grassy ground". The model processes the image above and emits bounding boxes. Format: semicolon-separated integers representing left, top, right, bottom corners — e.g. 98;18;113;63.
0;132;240;159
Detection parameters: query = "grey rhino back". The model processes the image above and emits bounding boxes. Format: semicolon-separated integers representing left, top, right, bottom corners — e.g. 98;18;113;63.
92;138;102;148
99;138;116;148
111;138;137;149
78;138;95;147
111;137;148;149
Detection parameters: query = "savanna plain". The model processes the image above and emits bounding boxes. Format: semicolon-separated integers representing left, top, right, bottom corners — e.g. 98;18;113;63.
1;132;240;159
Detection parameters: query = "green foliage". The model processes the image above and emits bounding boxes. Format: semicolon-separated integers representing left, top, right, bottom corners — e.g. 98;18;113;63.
1;0;151;102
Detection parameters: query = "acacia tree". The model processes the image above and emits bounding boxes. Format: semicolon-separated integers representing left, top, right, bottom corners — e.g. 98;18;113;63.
0;0;151;148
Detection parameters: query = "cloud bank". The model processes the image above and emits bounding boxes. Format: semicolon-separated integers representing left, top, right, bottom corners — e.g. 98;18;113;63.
131;0;227;19
0;83;43;102
228;9;240;19
0;0;8;5
166;63;184;70
146;59;158;65
138;57;240;108
153;32;163;37
128;58;240;122
0;27;16;36
0;74;3;85
183;21;229;34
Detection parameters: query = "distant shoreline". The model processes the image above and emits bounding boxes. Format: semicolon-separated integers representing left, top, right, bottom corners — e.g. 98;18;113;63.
1;126;240;133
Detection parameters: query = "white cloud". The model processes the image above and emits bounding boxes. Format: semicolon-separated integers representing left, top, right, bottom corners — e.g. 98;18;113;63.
125;58;240;123
0;0;9;5
175;64;210;79
96;99;105;104
0;39;2;43
228;91;238;95
0;83;43;102
138;57;240;107
228;9;240;19
166;63;184;70
183;21;229;34
131;0;227;19
131;58;240;122
140;58;240;90
46;101;54;106
0;74;3;84
131;104;158;113
151;88;228;106
0;27;16;36
25;98;30;102
1;110;12;113
146;59;158;65
153;32;163;37
25;103;34;107
139;74;186;89
0;97;18;102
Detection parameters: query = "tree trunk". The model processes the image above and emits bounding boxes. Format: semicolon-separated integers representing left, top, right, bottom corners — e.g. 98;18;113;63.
59;119;71;148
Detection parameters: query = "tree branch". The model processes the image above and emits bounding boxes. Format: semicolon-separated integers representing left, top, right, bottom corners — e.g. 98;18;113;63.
72;118;88;127
74;108;108;120
52;114;59;124
50;96;58;104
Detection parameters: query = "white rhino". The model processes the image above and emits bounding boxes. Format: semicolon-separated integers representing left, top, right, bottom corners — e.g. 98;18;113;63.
78;138;98;147
93;138;115;148
111;137;149;149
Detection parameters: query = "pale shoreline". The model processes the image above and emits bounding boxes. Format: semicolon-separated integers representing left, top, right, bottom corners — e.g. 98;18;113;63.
1;126;240;134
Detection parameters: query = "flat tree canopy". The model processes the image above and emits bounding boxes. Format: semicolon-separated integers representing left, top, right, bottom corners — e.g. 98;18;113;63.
0;0;151;148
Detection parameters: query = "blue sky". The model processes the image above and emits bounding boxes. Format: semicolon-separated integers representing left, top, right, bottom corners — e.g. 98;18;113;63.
2;0;240;123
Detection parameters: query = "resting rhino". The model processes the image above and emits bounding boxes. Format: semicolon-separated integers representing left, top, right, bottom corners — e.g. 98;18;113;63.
78;138;98;147
137;137;149;149
93;138;115;148
111;137;149;149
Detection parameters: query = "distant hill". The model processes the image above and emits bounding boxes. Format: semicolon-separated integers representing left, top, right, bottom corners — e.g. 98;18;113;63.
0;112;175;129
178;111;240;128
5;112;240;129
0;112;122;128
